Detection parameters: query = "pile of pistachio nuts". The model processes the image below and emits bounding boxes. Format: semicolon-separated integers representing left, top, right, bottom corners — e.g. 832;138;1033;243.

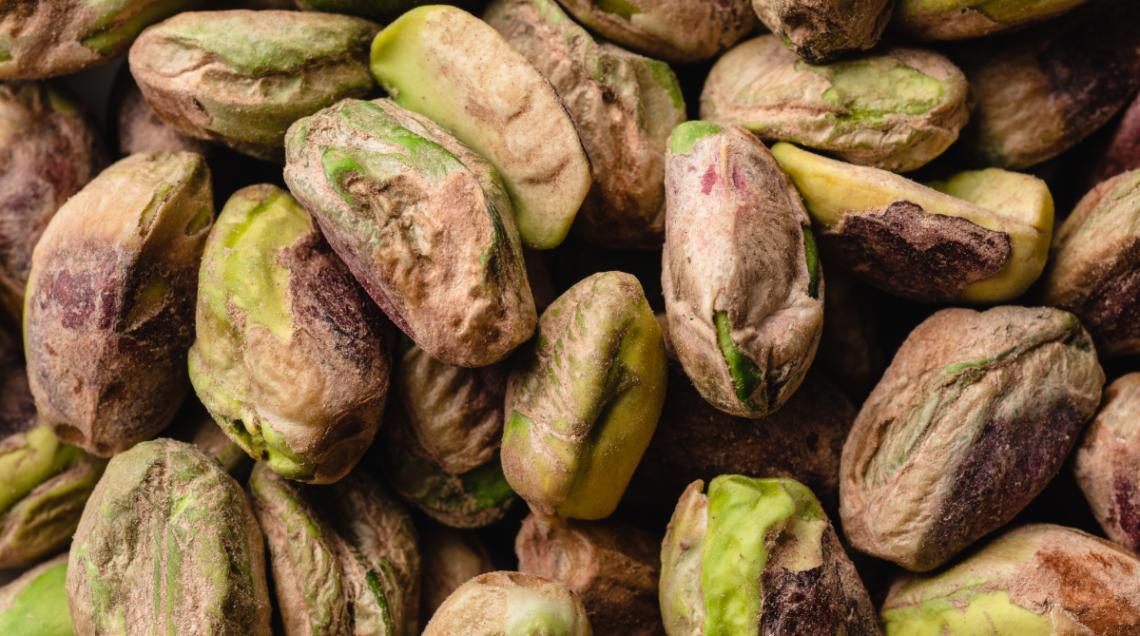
4;0;1140;634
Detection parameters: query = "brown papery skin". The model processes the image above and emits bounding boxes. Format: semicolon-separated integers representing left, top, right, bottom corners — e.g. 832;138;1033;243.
110;67;211;158
751;0;895;64
419;523;495;629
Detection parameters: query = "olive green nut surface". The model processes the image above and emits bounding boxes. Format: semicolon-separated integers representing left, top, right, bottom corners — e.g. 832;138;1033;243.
503;271;667;520
418;523;495;629
112;68;212;157
0;554;74;636
422;571;593;636
890;0;1092;41
881;524;1140;635
751;0;895;64
484;0;686;249
189;184;392;484
129;10;379;162
840;306;1104;572
660;476;881;636
702;37;970;173
664;123;822;419
24;152;213;458
773;143;1053;303
1041;169;1140;359
370;6;592;250
67;438;272;636
249;463;421;636
285;97;536;368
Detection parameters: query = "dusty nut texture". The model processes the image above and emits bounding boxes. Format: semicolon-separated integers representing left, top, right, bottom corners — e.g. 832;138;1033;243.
1073;373;1140;554
189;184;391;484
0;0;203;79
377;342;517;527
422;571;593;636
129;10;379;162
891;0;1092;41
370;6;592;250
0;80;106;331
551;0;753;63
953;0;1140;170
24;151;213;458
664;123;822;419
774;143;1053;303
751;0;894;64
418;523;495;629
840;306;1104;572
67;439;271;636
485;0;686;249
1041;170;1140;359
0;554;72;636
112;67;211;157
285;98;536;368
517;514;663;636
249;463;421;636
881;524;1140;635
815;268;883;401
503;271;667;520
660;477;880;636
164;397;254;481
702;37;969;174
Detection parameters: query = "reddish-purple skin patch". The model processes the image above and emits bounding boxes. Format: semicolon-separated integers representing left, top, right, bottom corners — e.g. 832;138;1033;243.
1079;266;1140;357
700;165;718;195
1113;472;1140;553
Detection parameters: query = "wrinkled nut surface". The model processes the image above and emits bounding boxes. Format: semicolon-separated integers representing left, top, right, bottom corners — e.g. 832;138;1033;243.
891;0;1092;41
189;184;391;484
664;123;822;418
751;0;894;64
370;6;592;250
0;0;203;79
1041;170;1140;359
422;571;593;636
249;463;421;636
881;524;1140;634
0;80;106;330
840;306;1104;572
503;271;666;521
377;342;517;527
517;514;663;636
285;98;536;368
111;67;211;157
0;554;72;636
25;151;213;458
67;439;272;636
660;476;881;636
702;37;969;174
130;10;379;162
485;0;686;249
774;143;1053;303
418;522;495;629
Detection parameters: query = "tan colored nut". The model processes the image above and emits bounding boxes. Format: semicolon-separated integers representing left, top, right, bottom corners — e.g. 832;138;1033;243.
418;522;496;629
1074;373;1140;554
422;572;593;636
751;0;895;64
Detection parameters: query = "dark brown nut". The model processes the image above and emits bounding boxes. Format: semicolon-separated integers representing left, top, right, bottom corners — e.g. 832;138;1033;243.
285;98;536;368
484;0;686;249
1040;170;1140;359
881;524;1140;634
663;123;822;418
110;65;211;158
751;0;895;64
815;268;884;401
890;0;1092;41
422;572;593;636
840;306;1105;572
1087;91;1140;187
0;80;106;331
517;513;663;636
163;396;254;481
953;0;1140;170
24;152;213;458
418;522;495;630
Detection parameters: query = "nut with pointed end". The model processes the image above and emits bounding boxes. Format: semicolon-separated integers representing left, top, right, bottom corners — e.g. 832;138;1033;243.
751;0;895;64
422;571;593;636
890;0;1093;41
419;522;496;629
0;554;72;636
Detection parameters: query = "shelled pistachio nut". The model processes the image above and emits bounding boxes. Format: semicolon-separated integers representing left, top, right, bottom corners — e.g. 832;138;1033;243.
664;123;822;418
130;10;379;162
751;0;894;64
164;396;254;481
418;522;495;629
0;80;106;331
24;152;213;458
249;463;420;636
68;439;272;636
881;524;1140;634
485;0;686;249
815;268;884;401
773;143;1053;303
0;0;203;79
503;271;667;520
422;572;592;636
0;554;72;636
841;306;1104;572
285;97;536;367
702;37;970;173
1040;170;1140;359
661;476;881;636
891;0;1092;41
111;66;211;157
370;6;592;250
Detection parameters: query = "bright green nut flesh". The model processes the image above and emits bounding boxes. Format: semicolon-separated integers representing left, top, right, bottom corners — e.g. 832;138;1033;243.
370;5;592;250
0;554;74;636
503;271;667;520
890;0;1093;41
129;10;379;162
422;572;593;636
66;438;272;636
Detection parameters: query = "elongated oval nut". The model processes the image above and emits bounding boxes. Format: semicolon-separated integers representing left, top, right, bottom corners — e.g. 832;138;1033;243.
285;97;536;368
664;123;822;418
0;554;72;636
751;0;895;64
419;523;495;628
422;571;593;636
890;0;1093;41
